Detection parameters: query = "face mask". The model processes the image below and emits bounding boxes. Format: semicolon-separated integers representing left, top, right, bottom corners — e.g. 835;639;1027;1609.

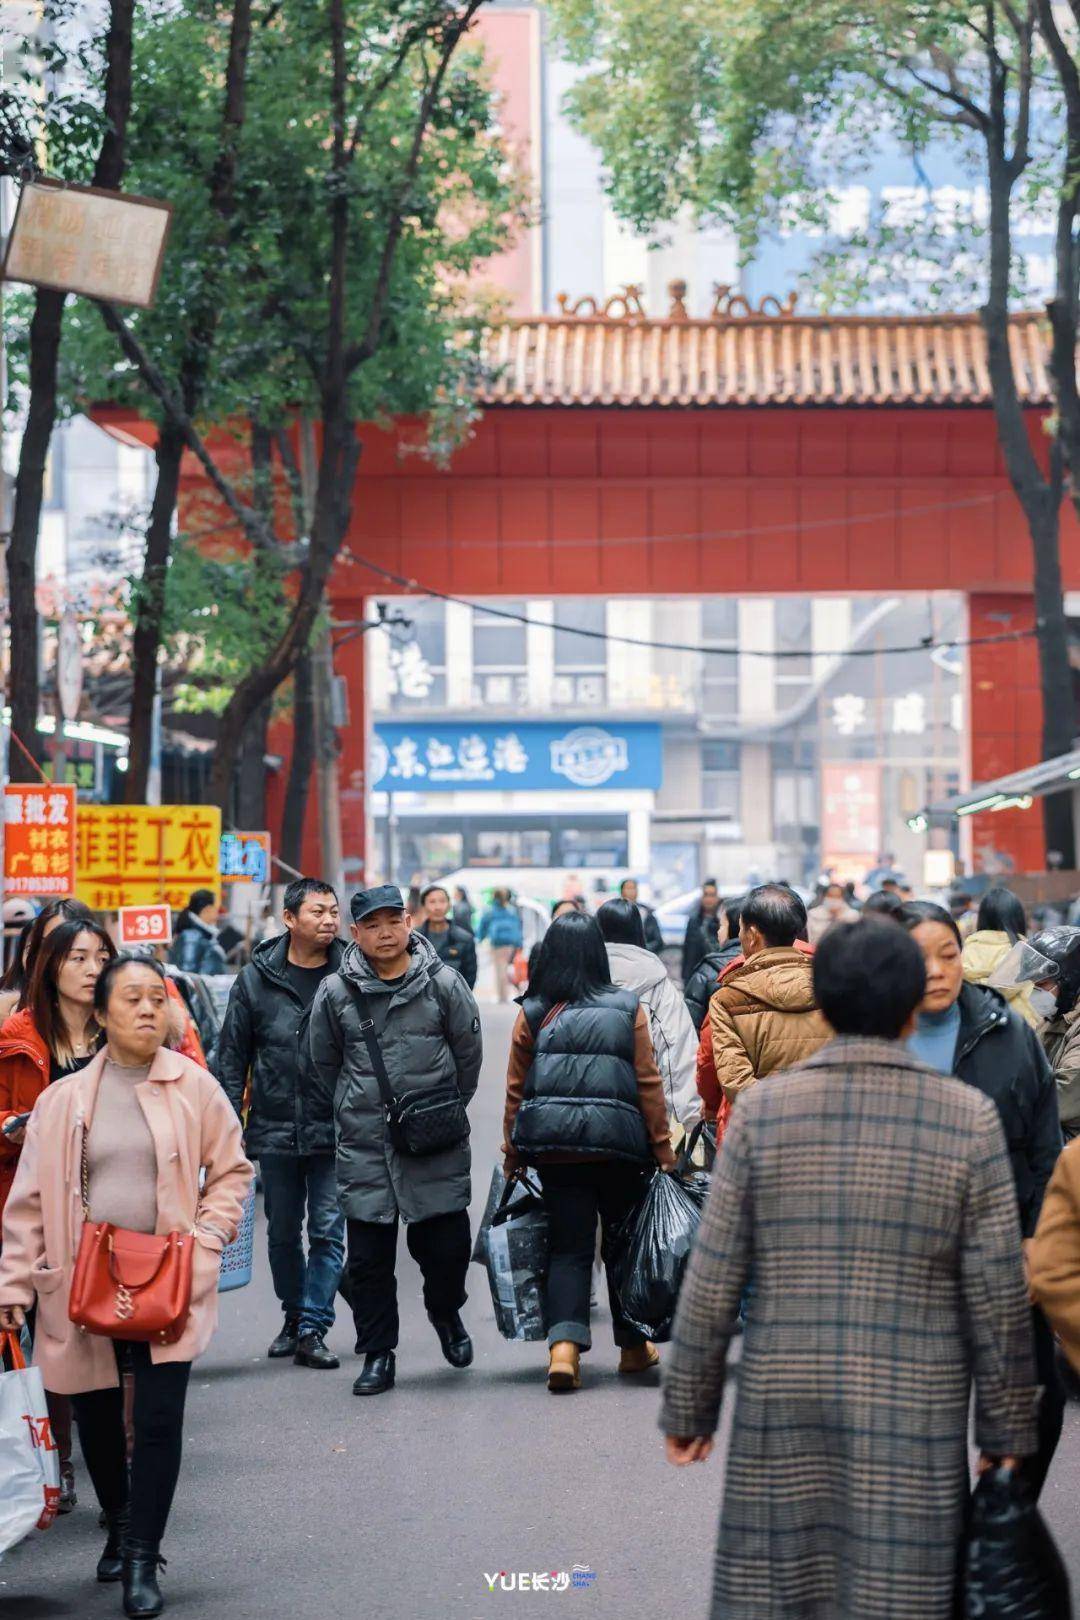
1029;988;1059;1021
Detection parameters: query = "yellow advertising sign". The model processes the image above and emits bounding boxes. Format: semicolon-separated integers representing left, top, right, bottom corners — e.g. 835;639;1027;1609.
75;806;222;912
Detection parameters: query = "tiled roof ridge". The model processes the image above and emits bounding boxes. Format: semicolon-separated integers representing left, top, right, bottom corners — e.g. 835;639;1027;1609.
478;300;1052;407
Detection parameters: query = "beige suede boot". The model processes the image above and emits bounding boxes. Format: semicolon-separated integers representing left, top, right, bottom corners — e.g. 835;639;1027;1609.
618;1342;660;1376
547;1341;581;1392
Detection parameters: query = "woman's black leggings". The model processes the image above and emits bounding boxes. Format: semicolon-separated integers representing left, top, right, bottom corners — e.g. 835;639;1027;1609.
70;1342;191;1545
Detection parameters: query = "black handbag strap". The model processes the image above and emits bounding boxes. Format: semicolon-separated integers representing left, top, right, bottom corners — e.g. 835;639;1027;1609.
343;984;398;1115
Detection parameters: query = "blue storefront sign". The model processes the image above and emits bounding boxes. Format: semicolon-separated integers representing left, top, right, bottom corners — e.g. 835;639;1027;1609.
372;721;662;793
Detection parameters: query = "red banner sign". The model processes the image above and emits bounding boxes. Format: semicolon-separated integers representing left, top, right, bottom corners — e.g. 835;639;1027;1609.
821;763;882;872
3;784;77;896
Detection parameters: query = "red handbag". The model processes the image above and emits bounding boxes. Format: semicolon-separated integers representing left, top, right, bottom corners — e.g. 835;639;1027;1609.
67;1132;194;1346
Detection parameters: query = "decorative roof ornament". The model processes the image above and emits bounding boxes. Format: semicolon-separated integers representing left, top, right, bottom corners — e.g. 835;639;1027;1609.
667;279;690;320
711;283;798;318
554;281;799;322
555;285;645;320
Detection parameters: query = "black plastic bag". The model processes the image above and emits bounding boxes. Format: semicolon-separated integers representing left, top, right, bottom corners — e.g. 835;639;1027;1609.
483;1175;550;1342
610;1169;703;1343
960;1466;1071;1619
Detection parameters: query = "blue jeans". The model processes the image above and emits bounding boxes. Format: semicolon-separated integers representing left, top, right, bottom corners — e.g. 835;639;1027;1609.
259;1153;345;1337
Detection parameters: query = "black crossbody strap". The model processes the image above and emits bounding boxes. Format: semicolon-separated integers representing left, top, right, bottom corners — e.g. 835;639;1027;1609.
345;984;398;1114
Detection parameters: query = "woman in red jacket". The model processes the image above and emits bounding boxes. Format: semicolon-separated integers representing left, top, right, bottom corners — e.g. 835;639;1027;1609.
0;916;115;1513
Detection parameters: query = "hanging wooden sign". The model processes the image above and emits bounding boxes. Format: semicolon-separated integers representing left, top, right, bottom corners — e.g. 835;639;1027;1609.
3;179;172;308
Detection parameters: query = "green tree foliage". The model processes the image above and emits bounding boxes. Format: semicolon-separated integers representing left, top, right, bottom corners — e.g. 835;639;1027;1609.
10;1;521;809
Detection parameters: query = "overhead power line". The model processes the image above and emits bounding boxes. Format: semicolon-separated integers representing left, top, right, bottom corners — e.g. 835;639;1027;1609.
343;548;1037;661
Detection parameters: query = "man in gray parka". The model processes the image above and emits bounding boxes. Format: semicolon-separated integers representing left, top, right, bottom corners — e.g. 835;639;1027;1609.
305;885;483;1397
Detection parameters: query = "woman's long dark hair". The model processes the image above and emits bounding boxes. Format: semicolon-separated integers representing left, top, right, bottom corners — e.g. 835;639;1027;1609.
24;919;115;1064
976;885;1027;944
527;912;613;1006
0;897;93;1000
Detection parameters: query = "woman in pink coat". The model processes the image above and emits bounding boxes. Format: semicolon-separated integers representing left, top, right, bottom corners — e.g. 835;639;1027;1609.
0;953;252;1619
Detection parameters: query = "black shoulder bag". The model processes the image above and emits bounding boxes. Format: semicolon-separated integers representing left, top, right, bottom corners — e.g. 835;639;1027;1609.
347;982;470;1158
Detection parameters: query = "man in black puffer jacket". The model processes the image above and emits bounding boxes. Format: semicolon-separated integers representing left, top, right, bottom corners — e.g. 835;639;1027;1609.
682;894;745;1031
418;884;477;987
217;878;346;1371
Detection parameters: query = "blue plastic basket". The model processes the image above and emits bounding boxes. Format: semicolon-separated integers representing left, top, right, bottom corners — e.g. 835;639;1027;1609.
218;1186;256;1293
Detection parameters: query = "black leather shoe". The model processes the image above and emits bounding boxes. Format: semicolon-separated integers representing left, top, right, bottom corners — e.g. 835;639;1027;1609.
430;1312;473;1369
97;1507;129;1582
294;1332;340;1370
122;1539;166;1618
352;1351;395;1396
267;1316;300;1359
57;1460;77;1514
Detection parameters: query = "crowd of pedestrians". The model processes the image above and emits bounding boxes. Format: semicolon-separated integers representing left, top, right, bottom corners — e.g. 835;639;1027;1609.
4;868;1080;1617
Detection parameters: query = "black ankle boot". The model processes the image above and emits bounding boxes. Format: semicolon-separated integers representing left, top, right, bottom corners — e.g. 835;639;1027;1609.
122;1538;166;1618
352;1350;395;1396
97;1506;129;1582
430;1311;473;1369
267;1315;300;1358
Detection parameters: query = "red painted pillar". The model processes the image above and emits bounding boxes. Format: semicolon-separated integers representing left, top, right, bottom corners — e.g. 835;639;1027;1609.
967;592;1046;873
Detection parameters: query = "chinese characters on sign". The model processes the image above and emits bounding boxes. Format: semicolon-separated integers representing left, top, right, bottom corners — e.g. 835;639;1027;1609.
3;181;172;308
387;731;530;785
387;640;435;700
830;690;962;737
3;786;77;896
220;831;271;885
75;805;221;911
372;722;664;794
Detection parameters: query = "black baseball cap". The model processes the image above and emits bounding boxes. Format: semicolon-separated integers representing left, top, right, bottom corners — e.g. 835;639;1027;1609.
350;884;407;923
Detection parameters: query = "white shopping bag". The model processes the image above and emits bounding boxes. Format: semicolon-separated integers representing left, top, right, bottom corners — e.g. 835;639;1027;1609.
0;1330;59;1557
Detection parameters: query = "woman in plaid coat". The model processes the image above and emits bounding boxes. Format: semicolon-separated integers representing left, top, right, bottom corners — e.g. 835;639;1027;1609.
661;919;1038;1620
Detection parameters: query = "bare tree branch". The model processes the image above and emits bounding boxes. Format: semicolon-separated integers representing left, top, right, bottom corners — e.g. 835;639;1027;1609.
94;299;301;562
345;2;486;373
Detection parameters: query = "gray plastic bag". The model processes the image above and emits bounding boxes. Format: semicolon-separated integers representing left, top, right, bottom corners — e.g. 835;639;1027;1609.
484;1175;549;1342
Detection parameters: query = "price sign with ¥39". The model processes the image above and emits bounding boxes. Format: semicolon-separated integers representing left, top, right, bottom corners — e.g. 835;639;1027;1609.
117;904;173;948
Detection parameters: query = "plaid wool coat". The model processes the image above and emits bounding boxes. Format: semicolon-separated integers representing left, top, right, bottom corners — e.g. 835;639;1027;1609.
661;1036;1039;1620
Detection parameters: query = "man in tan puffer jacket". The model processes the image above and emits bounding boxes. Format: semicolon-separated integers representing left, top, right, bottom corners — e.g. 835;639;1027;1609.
709;884;832;1104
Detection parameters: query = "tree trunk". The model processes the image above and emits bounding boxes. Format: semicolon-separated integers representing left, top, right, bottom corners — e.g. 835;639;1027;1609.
234;697;270;829
125;423;183;802
6;288;64;781
5;0;134;785
980;127;1077;866
279;652;315;872
1029;478;1077;864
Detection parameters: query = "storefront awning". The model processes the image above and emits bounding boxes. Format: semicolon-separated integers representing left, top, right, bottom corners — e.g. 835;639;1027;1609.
910;746;1080;830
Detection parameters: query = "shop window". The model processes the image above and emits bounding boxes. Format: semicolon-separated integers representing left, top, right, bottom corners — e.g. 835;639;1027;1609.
701;598;739;720
553;600;607;706
558;824;629;867
472;602;528;706
473;827;551;867
775;598;813;710
702;739;741;821
773;772;818;838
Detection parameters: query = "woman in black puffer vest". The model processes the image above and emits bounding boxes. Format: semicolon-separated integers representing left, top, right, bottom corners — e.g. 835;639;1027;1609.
502;912;676;1393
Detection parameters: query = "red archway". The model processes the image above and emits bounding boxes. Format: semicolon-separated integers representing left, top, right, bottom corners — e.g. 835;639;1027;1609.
101;307;1079;878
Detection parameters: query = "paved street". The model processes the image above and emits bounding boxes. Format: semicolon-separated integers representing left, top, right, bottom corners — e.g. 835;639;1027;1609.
3;1001;1080;1620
